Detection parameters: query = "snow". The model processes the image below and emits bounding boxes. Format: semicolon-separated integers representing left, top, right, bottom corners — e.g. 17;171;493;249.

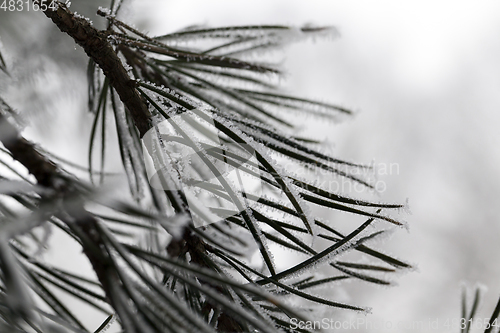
73;12;93;25
97;6;112;16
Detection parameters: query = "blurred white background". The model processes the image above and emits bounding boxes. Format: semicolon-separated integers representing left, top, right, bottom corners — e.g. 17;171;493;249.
2;1;500;332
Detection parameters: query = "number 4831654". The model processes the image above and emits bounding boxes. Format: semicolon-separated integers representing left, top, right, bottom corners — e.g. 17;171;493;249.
1;0;58;11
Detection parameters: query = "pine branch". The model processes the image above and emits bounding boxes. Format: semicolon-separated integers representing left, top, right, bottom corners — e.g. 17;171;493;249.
0;3;412;332
32;4;262;331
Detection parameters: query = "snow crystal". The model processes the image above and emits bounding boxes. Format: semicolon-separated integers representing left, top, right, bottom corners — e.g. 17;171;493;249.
73;12;93;25
97;6;111;16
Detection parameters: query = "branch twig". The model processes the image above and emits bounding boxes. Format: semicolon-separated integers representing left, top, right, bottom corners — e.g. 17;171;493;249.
36;1;152;137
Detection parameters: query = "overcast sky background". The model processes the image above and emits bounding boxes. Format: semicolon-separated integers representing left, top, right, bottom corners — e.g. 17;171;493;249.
2;1;500;332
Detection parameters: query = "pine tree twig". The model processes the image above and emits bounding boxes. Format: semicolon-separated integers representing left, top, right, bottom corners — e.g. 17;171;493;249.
34;0;152;137
0;112;58;189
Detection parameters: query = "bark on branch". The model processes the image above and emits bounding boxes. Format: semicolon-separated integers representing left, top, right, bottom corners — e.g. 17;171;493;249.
0;114;59;188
